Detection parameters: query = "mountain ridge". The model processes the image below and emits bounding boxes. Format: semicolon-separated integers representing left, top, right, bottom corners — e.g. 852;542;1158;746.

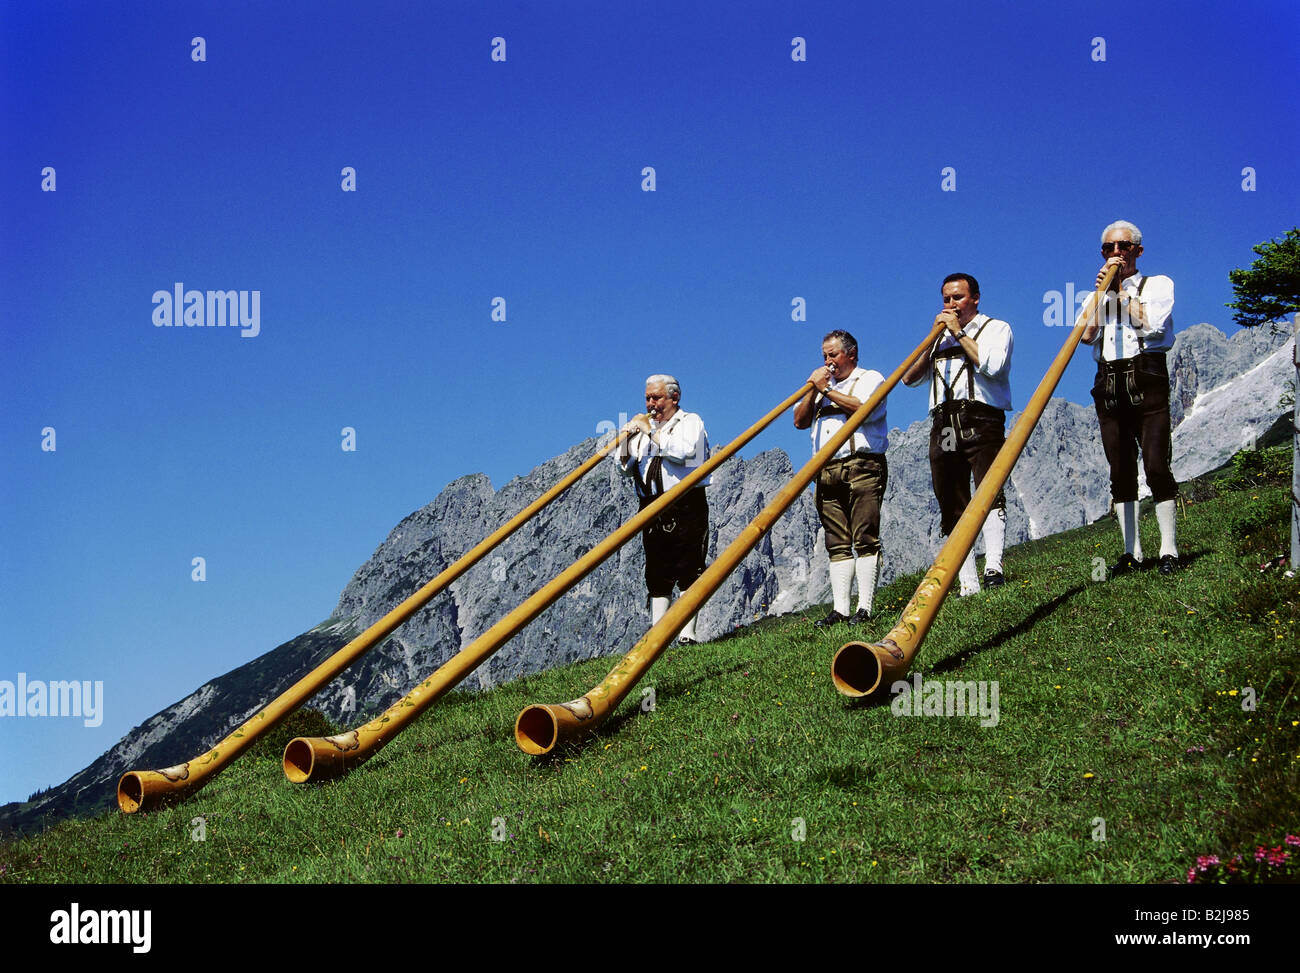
3;321;1291;837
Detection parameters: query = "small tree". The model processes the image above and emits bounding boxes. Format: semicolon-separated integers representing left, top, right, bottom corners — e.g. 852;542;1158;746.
1228;228;1300;329
1226;228;1300;566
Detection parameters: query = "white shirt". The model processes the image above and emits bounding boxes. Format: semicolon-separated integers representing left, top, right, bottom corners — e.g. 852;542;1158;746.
618;409;711;495
905;313;1014;412
811;366;889;457
1087;273;1175;362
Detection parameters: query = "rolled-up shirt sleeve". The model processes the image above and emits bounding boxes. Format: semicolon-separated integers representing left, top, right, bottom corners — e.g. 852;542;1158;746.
656;413;708;467
976;319;1013;379
852;371;887;425
1136;275;1174;344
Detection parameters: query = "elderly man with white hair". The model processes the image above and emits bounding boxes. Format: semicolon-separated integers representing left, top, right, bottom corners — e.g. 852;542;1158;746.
1080;219;1180;576
618;374;711;644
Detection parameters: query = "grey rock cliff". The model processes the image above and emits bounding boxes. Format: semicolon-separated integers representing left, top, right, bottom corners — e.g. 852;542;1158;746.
1168;321;1292;428
1172;335;1295;481
319;444;825;716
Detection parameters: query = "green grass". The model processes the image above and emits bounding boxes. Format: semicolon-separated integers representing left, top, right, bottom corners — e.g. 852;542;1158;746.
2;454;1296;884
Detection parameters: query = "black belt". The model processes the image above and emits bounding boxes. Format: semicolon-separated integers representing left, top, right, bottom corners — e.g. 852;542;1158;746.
636;483;706;502
1099;350;1166;375
930;399;1003;422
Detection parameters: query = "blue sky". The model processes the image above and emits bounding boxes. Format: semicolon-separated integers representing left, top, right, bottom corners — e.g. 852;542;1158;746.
2;0;1296;803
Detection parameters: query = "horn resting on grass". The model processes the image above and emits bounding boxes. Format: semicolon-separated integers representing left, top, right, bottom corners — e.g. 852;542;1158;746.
830;264;1122;698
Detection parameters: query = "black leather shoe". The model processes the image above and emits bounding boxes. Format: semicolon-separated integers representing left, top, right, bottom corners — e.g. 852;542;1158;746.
1110;553;1143;576
983;569;1006;588
1158;555;1178;576
815;610;848;628
848;607;872;625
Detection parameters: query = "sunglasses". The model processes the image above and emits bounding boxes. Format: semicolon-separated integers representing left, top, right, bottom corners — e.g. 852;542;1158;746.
1101;240;1136;255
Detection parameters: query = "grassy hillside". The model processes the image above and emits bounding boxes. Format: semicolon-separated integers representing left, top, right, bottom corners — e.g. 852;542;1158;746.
2;450;1295;884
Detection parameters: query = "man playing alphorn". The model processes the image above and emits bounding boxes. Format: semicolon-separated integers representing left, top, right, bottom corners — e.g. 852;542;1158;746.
1080;220;1179;575
902;273;1013;596
793;330;888;627
618;374;711;644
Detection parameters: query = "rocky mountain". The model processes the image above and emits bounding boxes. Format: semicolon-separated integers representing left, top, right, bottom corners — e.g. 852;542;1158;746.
1167;320;1294;427
1170;324;1296;479
315;443;826;711
3;322;1291;837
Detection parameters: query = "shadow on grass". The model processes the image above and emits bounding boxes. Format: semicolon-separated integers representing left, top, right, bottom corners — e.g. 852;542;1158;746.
930;585;1086;675
522;703;653;767
845;685;897;711
1129;548;1208;574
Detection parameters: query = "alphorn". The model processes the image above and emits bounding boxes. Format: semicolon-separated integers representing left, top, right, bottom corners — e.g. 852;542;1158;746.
514;323;947;756
282;384;814;783
831;264;1121;697
116;429;634;813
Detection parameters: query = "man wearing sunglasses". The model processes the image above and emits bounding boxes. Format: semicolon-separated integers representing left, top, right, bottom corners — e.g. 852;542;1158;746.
1080;220;1179;575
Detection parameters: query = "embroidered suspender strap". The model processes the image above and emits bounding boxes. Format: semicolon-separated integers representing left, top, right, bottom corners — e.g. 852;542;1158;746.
645;456;665;496
630;438;652;498
816;372;864;451
632;412;690;498
931;316;990;404
929;333;947;406
1097;278;1154;407
841;371;867;453
1105;277;1150;360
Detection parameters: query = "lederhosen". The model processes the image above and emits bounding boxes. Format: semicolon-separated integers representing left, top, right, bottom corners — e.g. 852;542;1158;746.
927;317;1007;535
1089;276;1177;503
630;413;710;599
814;372;887;560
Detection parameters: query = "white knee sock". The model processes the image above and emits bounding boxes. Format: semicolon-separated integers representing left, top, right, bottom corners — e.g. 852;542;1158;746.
1116;501;1143;561
982;509;1006;575
678;612;699;642
651;596;670;625
1155;499;1178;558
958;549;980;596
829;558;854;616
854;554;879;615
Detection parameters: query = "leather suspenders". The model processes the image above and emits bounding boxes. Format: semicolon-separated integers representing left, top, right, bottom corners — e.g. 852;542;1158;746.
631;412;706;500
1104;275;1150;359
813;371;866;453
930;316;991;407
1097;277;1156;410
